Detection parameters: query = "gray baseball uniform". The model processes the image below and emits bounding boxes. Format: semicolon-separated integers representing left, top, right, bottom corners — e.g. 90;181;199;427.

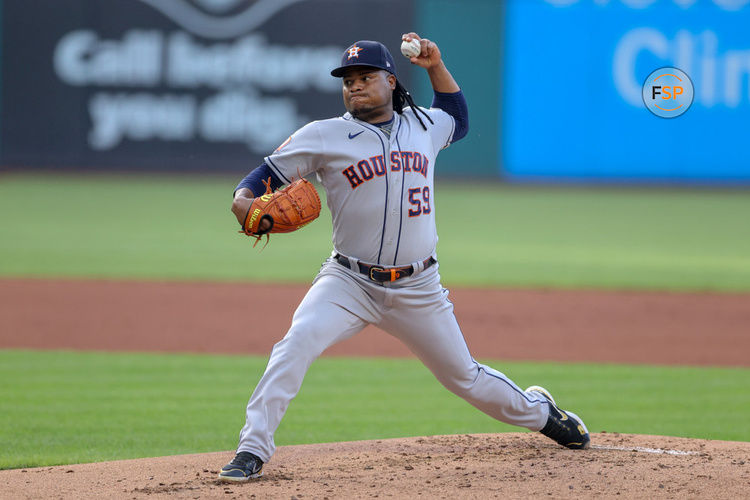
235;106;550;463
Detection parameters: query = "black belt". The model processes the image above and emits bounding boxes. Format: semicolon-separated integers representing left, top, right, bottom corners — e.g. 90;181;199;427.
334;254;436;283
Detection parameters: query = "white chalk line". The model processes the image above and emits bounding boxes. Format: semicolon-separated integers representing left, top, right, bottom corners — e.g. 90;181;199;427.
592;445;699;456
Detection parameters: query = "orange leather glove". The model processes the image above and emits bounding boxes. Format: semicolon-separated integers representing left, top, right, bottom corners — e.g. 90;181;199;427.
239;178;322;246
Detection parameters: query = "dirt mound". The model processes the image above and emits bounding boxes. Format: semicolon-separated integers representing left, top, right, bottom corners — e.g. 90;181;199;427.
2;433;748;499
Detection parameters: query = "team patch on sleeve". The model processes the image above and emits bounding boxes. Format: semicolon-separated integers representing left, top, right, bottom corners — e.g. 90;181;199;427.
274;136;292;153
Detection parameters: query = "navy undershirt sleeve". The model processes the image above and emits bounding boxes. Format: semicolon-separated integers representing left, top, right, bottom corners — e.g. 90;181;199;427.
431;90;469;143
234;162;284;197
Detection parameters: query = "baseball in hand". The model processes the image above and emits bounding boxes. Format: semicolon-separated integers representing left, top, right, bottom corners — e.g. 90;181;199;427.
400;38;421;58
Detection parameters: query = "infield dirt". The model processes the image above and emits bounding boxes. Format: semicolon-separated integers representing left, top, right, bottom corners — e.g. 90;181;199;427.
1;278;749;498
1;279;748;365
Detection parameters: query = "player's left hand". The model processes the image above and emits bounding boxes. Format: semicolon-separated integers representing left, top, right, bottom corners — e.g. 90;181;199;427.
238;178;322;247
232;194;273;233
402;33;442;70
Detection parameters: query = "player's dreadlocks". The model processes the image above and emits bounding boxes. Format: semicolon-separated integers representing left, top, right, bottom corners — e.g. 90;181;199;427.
393;80;434;131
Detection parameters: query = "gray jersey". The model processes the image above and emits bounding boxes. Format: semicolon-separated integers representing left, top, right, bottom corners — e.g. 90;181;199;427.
264;107;456;266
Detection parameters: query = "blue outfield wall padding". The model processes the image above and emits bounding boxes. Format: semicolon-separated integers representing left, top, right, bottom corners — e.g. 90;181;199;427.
502;0;750;185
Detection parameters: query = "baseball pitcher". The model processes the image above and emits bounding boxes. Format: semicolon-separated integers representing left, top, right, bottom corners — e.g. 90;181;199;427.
219;34;590;482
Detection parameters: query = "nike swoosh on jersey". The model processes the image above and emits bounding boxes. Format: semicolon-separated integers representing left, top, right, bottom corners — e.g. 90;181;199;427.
348;131;364;139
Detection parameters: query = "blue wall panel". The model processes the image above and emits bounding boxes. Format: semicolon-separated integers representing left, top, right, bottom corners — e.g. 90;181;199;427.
502;0;750;183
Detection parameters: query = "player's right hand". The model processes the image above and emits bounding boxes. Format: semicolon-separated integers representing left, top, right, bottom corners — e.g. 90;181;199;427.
402;32;442;69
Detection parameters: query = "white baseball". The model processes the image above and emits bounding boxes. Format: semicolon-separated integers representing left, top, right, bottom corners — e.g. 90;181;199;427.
400;38;421;58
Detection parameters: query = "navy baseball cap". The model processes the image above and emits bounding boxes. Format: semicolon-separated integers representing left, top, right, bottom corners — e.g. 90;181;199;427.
330;40;396;77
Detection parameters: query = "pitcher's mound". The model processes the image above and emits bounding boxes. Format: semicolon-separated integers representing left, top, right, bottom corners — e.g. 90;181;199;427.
2;433;748;499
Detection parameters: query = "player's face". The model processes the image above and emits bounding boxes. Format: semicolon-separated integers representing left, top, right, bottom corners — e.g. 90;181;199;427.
341;67;396;123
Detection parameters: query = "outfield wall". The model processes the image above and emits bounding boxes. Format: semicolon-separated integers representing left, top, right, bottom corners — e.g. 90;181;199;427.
1;0;749;183
501;0;750;184
0;0;415;171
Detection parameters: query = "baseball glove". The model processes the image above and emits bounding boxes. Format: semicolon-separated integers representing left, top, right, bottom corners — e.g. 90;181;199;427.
239;177;322;247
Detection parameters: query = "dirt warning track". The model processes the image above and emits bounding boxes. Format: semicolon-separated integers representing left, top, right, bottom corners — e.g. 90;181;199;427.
1;278;748;366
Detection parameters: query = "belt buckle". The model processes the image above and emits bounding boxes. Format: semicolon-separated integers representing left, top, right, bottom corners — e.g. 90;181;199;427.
369;266;385;282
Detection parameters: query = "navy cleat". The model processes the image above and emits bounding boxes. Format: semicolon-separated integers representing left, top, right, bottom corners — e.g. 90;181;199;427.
526;385;590;450
218;451;264;482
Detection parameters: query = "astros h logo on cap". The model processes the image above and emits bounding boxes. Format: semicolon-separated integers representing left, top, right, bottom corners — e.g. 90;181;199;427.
347;44;362;60
331;40;397;77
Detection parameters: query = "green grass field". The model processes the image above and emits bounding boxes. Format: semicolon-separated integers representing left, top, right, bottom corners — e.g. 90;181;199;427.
1;350;748;470
1;173;749;290
2;173;749;470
